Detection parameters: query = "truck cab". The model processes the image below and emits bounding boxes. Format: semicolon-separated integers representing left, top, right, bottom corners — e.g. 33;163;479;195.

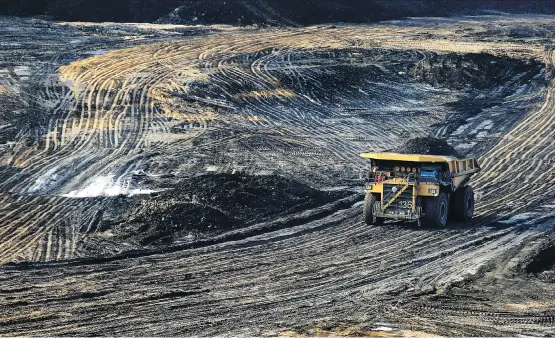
360;152;480;227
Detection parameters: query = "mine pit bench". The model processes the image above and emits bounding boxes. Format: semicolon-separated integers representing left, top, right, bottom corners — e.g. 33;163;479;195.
360;152;480;227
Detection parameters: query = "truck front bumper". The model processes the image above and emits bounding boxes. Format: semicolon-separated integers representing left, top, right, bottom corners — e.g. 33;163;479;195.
375;209;420;220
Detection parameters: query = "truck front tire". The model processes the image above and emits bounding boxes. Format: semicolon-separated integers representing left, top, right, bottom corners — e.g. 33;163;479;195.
364;193;381;225
452;186;474;221
422;192;449;227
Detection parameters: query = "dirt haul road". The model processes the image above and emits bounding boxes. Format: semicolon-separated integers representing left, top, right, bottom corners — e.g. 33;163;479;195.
0;15;554;336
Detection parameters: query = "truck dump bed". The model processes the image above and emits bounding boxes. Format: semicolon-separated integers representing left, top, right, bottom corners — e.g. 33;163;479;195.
360;152;480;176
360;152;480;191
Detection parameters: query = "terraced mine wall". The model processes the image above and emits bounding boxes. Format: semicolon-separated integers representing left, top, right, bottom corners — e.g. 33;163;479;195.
2;0;553;24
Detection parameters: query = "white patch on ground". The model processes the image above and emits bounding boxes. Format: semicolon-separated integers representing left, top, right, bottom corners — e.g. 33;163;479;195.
28;167;60;193
128;188;163;196
371;326;394;332
533;71;544;79
320;186;349;191
205;165;220;172
0;43;21;47
500;212;540;224
61;175;164;198
511;84;528;95
452;123;471;135
455;142;477;150
85;50;108;55
254;170;274;176
471;119;493;134
302;94;320;104
13;65;31;77
63;79;74;88
385;106;410;112
478;226;497;230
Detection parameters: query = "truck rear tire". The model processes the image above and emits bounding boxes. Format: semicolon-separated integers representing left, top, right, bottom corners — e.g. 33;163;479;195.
364;193;379;225
452;186;474;221
422;192;449;227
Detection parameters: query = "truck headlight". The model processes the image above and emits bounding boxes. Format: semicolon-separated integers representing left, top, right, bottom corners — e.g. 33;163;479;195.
428;188;437;194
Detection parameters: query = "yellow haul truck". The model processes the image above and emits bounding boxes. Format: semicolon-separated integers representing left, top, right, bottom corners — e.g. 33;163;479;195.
360;152;480;227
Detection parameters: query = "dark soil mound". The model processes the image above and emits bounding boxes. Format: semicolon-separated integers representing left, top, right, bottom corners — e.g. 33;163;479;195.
108;173;349;246
162;174;342;221
525;243;555;275
134;203;236;245
391;137;463;158
411;52;544;91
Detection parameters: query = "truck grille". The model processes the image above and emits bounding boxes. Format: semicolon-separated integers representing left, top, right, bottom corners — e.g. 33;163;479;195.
382;183;413;210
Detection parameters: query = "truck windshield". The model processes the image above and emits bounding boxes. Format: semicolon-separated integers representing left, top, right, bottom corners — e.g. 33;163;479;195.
420;165;440;181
